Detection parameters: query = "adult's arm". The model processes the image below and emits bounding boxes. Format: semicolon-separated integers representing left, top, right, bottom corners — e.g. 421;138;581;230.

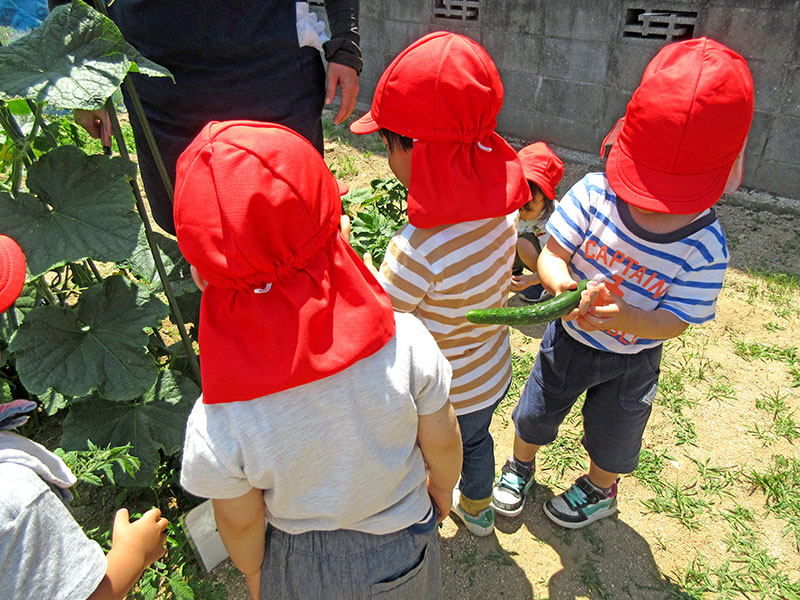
323;0;362;123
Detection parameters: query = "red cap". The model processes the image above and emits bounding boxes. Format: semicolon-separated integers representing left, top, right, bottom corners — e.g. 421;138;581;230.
350;31;530;227
174;121;395;403
603;37;754;214
517;142;565;200
0;235;26;314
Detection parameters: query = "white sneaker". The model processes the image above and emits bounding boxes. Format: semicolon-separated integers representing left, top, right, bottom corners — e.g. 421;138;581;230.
451;488;495;537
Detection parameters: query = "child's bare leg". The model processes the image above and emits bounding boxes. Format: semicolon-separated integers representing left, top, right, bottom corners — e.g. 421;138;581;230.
513;434;540;463
588;460;618;489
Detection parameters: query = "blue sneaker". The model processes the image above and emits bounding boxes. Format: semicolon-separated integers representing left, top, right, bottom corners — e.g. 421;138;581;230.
543;475;618;529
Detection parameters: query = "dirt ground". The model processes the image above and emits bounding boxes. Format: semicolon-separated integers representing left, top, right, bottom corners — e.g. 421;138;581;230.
207;121;800;600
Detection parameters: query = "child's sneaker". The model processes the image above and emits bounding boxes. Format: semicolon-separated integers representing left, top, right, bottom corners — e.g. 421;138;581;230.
543;475;618;529
451;488;495;536
491;458;535;517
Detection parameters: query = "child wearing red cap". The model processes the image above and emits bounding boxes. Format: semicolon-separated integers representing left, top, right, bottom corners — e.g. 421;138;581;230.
512;142;565;303
491;37;754;528
175;121;462;599
0;235;169;600
350;32;531;537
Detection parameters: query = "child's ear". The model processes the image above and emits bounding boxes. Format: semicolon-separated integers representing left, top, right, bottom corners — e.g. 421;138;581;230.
190;264;208;292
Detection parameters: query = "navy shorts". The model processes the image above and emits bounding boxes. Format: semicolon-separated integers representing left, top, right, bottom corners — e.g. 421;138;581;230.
512;319;662;474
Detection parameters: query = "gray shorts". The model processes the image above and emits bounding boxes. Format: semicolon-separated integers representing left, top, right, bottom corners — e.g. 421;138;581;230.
261;523;441;599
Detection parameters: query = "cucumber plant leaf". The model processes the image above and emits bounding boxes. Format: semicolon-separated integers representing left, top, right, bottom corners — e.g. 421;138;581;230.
125;230;196;296
60;369;198;486
37;388;70;416
9;275;168;400
0;0;172;110
0;145;141;278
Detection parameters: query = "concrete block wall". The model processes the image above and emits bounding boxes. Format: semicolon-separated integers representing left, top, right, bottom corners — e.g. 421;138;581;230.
316;0;800;200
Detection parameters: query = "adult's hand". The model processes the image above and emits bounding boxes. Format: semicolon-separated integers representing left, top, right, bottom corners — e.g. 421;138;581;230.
74;108;112;147
326;62;359;124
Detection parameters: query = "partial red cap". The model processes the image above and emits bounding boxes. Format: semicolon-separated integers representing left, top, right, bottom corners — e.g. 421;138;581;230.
517;142;565;200
351;32;530;227
174;121;395;403
604;37;754;214
0;235;26;314
350;31;503;141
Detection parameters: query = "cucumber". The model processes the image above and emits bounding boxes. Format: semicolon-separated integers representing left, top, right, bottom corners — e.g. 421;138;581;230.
466;279;590;326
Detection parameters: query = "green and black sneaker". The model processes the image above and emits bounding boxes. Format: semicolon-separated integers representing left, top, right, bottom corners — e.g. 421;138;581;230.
543;475;618;529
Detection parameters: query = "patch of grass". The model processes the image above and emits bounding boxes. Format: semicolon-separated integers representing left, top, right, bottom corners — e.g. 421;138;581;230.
455;546;479;571
676;528;800;599
655;371;693;413
485;543;519;566
688;456;739;498
330;153;358;178
666;412;698;446
540;429;587;482
746;455;800;548
749;390;800;443
578;558;611;598
676;351;715;383
497;349;535;423
322;114;385;154
733;339;797;363
640;479;709;530
763;321;786;332
719;504;755;530
580;525;606;556
632;447;673;491
708;376;737;402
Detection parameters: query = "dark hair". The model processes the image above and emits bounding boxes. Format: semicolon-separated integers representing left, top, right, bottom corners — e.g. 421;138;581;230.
525;181;555;220
379;128;414;153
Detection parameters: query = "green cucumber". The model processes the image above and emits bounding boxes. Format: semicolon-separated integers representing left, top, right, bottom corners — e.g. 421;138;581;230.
466;279;590;326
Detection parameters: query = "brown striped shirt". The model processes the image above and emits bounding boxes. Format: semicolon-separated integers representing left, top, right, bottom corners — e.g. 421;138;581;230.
378;214;517;415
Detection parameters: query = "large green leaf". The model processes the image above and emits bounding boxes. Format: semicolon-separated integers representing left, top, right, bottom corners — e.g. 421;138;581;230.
125;230;202;338
125;230;195;294
60;369;198;486
0;145;141;277
0;0;172;110
9;275;168;400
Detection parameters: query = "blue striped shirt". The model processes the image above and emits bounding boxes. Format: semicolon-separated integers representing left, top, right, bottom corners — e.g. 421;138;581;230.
548;173;729;353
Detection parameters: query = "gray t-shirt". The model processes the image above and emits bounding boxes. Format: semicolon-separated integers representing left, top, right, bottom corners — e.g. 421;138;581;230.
0;462;106;600
180;312;452;535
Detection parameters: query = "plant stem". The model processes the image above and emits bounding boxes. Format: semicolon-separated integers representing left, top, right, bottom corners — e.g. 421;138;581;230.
86;259;103;282
32;278;59;307
27;99;59;148
103;99;201;384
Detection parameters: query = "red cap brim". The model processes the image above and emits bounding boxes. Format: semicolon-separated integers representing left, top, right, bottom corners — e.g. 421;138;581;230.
349;111;380;135
0;235;26;314
606;143;731;214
